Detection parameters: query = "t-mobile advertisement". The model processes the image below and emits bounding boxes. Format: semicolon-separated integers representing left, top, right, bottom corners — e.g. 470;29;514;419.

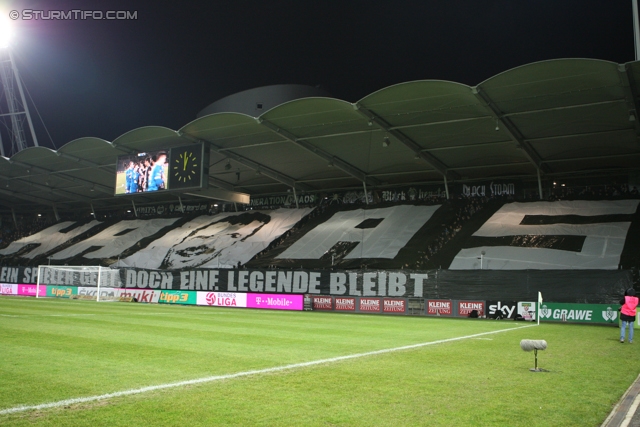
17;284;47;296
246;293;303;310
195;292;302;310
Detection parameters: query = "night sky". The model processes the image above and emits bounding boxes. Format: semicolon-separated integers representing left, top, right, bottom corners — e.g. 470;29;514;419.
2;0;636;152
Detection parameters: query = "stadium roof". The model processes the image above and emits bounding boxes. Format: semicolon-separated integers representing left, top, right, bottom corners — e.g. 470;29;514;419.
1;58;639;211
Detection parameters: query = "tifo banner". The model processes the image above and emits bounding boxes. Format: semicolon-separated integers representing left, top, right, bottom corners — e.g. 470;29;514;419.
538;303;620;324
450;199;639;270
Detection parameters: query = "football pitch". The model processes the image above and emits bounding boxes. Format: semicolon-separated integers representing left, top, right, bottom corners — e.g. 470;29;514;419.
0;297;638;426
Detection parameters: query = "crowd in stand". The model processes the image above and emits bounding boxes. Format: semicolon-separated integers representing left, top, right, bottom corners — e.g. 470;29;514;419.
549;183;640;200
0;215;55;248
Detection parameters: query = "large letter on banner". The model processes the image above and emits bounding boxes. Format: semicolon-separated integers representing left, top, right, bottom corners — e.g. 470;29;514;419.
277;205;440;259
0;221;101;258
50;218;178;260
450;200;639;270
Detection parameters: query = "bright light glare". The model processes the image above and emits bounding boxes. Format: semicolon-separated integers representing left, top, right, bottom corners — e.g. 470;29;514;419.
0;15;14;48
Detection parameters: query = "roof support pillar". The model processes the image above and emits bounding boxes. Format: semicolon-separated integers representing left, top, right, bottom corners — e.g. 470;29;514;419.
618;64;640;136
11;207;17;228
131;199;138;218
537;168;543;200
292;187;299;209
362;181;369;205
178;196;184;213
52;204;60;222
444;176;450;200
90;203;96;219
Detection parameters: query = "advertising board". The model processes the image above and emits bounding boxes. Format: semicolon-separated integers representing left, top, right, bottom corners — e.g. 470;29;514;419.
383;298;406;313
538;303;619;324
427;299;452;315
159;290;197;305
246;293;303;310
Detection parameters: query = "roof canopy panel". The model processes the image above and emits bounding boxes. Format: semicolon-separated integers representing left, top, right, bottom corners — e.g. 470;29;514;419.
360;81;487;128
2;58;640;211
479;59;623;114
261;98;368;139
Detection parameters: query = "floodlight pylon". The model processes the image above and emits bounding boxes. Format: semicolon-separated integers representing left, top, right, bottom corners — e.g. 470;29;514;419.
0;41;39;156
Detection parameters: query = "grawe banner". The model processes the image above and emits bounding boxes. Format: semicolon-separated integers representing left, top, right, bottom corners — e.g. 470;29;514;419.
538;303;620;324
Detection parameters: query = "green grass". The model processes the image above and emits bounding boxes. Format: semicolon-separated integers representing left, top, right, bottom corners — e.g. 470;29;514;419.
0;296;638;426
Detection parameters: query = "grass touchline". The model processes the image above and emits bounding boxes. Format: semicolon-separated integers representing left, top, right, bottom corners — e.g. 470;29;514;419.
0;323;535;416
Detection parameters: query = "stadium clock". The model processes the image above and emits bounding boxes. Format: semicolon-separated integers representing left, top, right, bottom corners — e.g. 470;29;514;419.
169;144;204;190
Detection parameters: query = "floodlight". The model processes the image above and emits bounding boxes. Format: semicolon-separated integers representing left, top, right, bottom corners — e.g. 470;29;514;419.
382;136;390;147
0;15;14;48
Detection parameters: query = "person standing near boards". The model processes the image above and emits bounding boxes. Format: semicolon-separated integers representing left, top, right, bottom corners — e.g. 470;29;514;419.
620;288;638;343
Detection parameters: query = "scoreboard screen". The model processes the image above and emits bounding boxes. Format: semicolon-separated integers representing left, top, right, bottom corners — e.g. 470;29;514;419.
115;144;208;195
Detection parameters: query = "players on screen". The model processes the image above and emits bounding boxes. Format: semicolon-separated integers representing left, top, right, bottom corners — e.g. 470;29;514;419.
147;152;167;191
119;151;167;194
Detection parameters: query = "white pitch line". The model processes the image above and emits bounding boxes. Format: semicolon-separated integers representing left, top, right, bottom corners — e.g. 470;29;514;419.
0;323;536;416
620;391;640;427
0;314;97;318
